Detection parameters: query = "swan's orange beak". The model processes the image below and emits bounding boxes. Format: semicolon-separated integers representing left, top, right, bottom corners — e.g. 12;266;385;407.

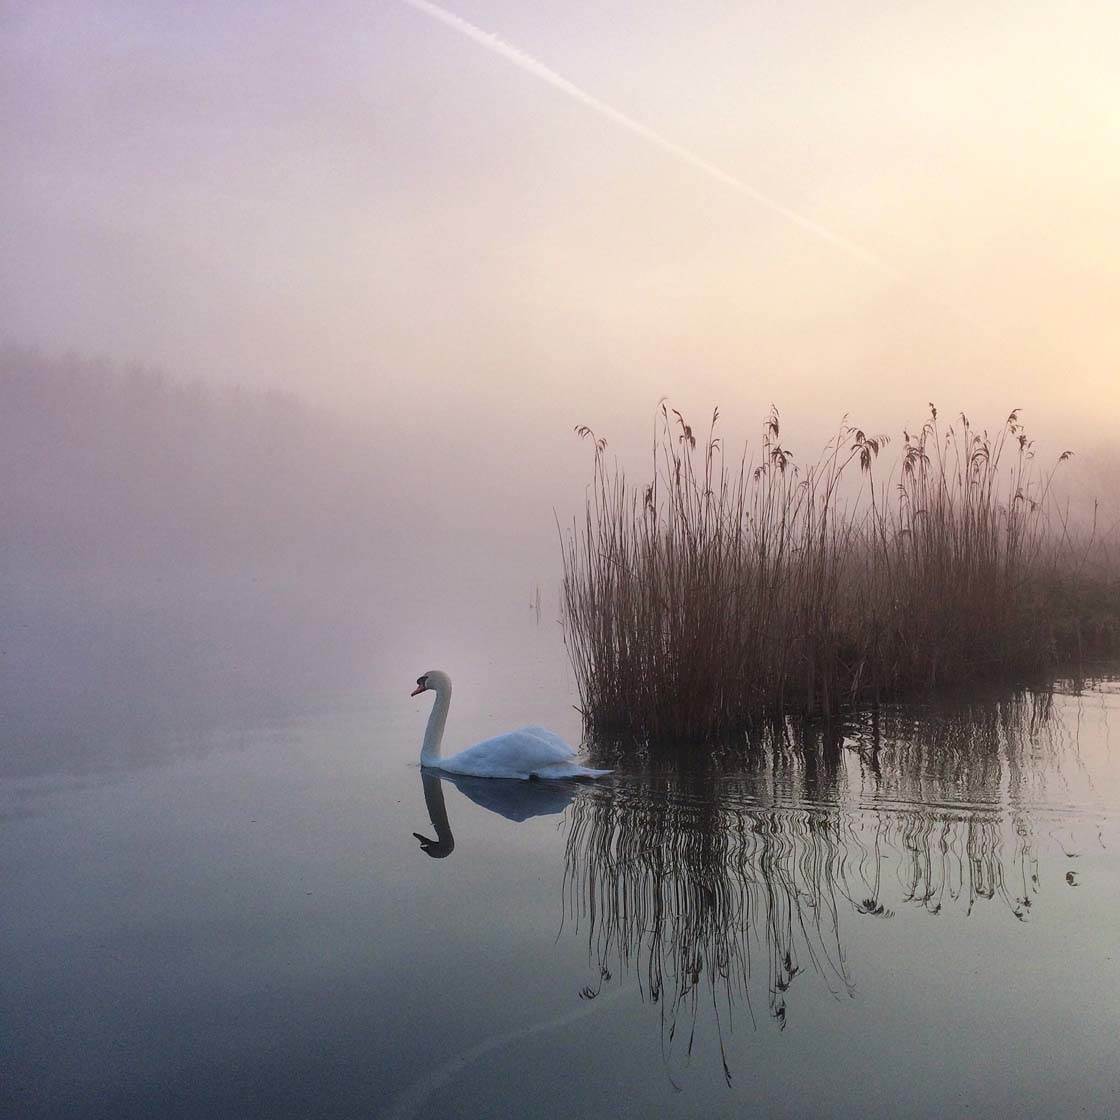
410;684;428;696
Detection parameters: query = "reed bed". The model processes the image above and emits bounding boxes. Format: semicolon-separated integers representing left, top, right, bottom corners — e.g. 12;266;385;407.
561;403;1111;739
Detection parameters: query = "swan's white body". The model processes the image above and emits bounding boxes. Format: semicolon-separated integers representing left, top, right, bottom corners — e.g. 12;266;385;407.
412;670;611;781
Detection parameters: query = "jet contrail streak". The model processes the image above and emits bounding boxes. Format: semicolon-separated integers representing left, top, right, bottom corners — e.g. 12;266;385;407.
398;0;895;276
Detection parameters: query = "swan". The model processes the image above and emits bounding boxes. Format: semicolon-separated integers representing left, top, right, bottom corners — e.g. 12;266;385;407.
411;670;611;780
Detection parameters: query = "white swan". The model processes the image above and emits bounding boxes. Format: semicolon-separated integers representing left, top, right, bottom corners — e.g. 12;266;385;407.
411;670;611;780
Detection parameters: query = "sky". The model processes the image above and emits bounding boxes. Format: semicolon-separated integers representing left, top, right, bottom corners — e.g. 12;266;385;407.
3;0;1119;466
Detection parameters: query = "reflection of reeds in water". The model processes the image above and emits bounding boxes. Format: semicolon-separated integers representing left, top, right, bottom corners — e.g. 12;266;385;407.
562;690;1077;1078
842;807;1037;921
563;783;851;1080
843;690;1065;920
846;689;1057;804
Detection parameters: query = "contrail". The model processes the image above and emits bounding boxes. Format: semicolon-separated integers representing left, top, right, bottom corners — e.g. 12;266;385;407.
398;0;895;276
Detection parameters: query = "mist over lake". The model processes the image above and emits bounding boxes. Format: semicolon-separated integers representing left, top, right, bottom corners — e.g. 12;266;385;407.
4;2;1120;1117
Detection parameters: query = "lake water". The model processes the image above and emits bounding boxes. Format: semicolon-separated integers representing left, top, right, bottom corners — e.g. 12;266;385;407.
3;612;1119;1119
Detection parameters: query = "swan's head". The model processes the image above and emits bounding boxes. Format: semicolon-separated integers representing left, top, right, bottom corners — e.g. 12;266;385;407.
411;669;450;697
413;830;454;858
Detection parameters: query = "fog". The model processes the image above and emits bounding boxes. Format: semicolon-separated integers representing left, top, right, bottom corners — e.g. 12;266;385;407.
3;1;1119;769
0;347;578;774
5;1;1119;426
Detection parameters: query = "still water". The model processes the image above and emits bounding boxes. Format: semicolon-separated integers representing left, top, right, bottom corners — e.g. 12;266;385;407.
3;615;1119;1119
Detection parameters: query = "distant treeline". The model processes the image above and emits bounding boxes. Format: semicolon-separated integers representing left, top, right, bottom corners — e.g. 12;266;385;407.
0;347;395;768
0;346;387;577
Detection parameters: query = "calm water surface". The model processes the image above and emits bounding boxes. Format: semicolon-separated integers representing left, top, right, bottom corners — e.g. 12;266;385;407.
3;617;1119;1118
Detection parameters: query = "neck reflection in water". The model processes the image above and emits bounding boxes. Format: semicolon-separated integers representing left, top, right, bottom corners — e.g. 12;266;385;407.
560;688;1097;1083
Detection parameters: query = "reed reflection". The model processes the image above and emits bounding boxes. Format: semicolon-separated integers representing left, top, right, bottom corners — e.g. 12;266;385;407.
562;690;1074;1079
563;778;851;1081
841;692;1060;918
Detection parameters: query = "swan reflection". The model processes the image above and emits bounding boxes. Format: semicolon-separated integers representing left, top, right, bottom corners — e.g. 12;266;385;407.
413;769;578;858
562;689;1089;1081
413;771;455;858
445;772;579;821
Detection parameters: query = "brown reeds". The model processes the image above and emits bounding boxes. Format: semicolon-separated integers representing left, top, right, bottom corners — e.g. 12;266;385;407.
561;403;1108;739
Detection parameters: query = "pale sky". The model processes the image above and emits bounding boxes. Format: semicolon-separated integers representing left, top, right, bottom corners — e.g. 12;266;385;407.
3;0;1119;463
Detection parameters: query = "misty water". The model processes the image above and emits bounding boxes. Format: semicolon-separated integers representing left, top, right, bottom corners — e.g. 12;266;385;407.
4;599;1119;1120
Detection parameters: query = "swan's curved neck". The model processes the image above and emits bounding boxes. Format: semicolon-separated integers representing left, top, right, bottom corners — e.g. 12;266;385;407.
421;683;451;764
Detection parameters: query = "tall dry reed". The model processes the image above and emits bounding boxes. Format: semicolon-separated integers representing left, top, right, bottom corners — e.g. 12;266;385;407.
561;403;1097;739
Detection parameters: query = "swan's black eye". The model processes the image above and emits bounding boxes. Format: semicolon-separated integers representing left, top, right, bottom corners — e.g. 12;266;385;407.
417;676;427;687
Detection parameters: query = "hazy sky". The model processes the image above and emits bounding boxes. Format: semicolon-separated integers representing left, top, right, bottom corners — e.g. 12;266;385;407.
3;0;1119;458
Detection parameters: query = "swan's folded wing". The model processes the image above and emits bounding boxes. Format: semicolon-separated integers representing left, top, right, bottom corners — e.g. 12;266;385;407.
515;728;613;778
438;727;575;778
532;761;614;779
516;726;576;757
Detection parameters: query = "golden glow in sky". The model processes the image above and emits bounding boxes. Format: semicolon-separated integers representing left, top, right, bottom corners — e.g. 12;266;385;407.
2;0;1118;448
